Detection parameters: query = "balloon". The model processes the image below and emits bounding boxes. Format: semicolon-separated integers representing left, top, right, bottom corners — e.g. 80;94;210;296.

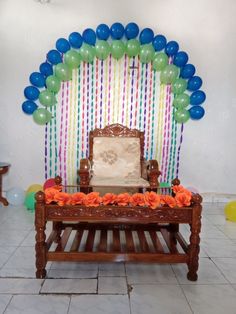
43;178;56;190
173;93;190;109
140;44;155;63
64;50;81;69
224;201;236;222
172;78;187;94
111;40;125;60
110;22;124;39
24;192;36;211
189;106;205;120
24;86;40;101
180;64;196;79
54;63;72;81
174;109;190;123
80;43;95;63
33;108;52;125
96;24;110;40
68;32;83;49
39;90;57;107
29;72;45;88
47;49;62;65
139;28;154;44
6;187;25;206
152;52;168;71
187;76;203;91
82;28;96;46
26;184;43;194
173;51;189;67
126;39;140;57
165;41;179;56
39;62;53;77
160;64;179;84
125;22;139;39
46;75;61;93
22;100;38;115
152;35;167;51
95;40;110;60
56;38;70;53
190;90;206;105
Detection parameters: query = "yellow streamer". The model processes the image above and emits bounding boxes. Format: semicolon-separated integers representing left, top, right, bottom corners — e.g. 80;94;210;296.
104;57;109;125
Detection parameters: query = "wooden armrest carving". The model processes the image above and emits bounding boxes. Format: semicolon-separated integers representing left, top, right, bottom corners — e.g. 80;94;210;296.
171;178;181;186
147;160;161;188
78;159;91;186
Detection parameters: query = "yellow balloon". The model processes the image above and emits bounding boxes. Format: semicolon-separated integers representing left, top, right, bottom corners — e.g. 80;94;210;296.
26;184;43;194
224;201;236;222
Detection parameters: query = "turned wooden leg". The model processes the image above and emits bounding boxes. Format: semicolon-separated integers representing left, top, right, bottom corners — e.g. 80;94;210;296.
187;194;202;281
35;192;47;279
0;174;9;206
53;222;63;243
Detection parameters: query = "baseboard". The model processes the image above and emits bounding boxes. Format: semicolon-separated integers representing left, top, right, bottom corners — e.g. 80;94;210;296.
201;193;236;203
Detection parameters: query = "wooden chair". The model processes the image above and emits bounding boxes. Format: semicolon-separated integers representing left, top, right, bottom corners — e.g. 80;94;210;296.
78;123;161;189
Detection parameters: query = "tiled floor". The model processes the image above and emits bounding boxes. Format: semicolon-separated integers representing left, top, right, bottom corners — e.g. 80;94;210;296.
1;202;236;313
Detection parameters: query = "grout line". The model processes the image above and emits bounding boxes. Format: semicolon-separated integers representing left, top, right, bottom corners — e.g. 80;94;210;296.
66;295;72;314
2;295;13;314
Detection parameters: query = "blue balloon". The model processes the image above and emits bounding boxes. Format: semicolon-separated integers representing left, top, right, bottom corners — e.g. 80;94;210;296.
82;28;96;45
165;41;179;56
39;62;53;77
96;24;110;40
173;51;189;67
29;72;45;88
139;28;154;44
187;76;202;91
24;86;40;101
190;90;206;105
125;22;139;39
47;50;62;65
180;64;196;79
152;35;167;51
189;106;205;120
56;38;71;53
69;32;83;48
22;100;38;115
6;187;25;206
110;22;125;39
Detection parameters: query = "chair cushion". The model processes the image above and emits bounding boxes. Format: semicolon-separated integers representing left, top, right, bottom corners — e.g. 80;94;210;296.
92;137;141;179
90;176;150;187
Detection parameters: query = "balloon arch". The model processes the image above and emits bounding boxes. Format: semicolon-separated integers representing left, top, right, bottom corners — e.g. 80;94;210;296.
21;22;206;185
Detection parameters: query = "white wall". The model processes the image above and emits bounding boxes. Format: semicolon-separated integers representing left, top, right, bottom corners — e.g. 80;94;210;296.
0;0;236;194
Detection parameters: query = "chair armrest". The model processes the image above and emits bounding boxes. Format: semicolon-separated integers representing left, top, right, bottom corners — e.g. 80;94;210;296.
78;159;92;186
147;160;161;188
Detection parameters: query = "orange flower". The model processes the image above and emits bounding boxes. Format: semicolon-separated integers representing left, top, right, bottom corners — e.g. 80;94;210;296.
45;187;62;204
84;192;102;207
70;192;86;205
53;192;71;206
102;193;117;205
175;192;192;207
116;193;131;206
161;195;177;208
172;185;185;195
144;192;161;209
130;193;145;206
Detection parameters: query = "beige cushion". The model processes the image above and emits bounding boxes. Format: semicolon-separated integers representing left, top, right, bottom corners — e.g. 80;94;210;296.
92;137;141;179
90;176;150;187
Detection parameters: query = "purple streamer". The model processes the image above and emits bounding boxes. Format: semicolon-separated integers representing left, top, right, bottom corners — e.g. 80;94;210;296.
59;82;65;178
176;123;184;178
129;57;135;128
44;123;48;180
63;81;70;185
143;63;148;132
86;63;90;156
99;60;104;128
163;84;172;182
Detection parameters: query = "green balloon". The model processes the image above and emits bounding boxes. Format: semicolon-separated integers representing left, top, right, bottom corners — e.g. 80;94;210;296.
24;192;36;211
126;39;140;57
174;108;190;123
172;78;187;94
46;75;61;93
80;43;95;63
111;40;125;60
140;44;155;63
55;63;72;81
39;90;57;107
95;40;110;60
173;93;190;109
160;64;179;84
64;50;81;69
33;108;52;125
152;52;168;71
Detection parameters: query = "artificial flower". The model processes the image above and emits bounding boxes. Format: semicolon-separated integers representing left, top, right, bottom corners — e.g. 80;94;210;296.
70;192;86;205
53;192;71;206
116;193;131;206
130;193;146;206
45;187;62;204
102;193;117;205
84;192;102;207
161;195;177;208
144;191;161;209
175;191;192;207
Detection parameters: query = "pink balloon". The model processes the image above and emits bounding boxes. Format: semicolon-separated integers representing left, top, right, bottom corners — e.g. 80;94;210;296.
186;186;199;194
43;178;56;190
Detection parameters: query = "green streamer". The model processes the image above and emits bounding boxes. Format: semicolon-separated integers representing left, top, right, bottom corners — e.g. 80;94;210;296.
49;105;53;178
53;104;58;176
91;61;94;130
150;70;156;159
76;66;81;171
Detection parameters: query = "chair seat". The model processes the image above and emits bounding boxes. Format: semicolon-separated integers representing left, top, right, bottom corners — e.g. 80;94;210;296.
90;176;150;187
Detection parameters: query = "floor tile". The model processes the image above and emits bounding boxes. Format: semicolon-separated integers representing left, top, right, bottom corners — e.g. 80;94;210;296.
50;262;98;271
217;224;236;239
0;246;16;268
98;263;125;277
126;263;177;284
212;257;236;283
182;284;236;314
0;229;30;246
204;214;228;225
0;279;43;294
41;278;97;294
0;295;12;313
98;277;127;294
201;238;236;257
69;295;130;314
172;257;228;284
5;295;70;314
47;269;97;279
130;284;192;314
3;246;37;269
